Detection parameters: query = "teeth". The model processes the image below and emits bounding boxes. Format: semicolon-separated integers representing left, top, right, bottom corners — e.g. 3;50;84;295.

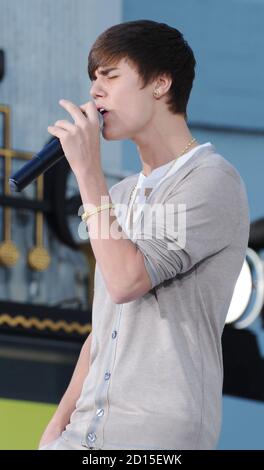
99;108;106;114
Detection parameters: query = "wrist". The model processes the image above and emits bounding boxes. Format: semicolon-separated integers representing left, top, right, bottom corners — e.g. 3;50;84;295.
75;163;103;183
49;412;68;431
77;170;110;208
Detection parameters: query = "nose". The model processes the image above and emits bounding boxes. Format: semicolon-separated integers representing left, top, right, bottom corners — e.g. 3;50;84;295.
89;80;106;100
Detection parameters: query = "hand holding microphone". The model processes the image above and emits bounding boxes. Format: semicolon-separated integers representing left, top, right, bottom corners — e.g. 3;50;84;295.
9;101;104;192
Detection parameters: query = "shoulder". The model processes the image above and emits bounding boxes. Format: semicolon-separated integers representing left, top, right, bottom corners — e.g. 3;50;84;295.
194;148;243;186
168;144;249;211
160;144;246;201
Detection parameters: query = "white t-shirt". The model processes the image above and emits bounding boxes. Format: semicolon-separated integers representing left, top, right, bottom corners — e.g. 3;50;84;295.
124;142;212;235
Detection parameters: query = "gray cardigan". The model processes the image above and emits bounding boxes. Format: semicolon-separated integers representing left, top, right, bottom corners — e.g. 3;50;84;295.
62;144;250;450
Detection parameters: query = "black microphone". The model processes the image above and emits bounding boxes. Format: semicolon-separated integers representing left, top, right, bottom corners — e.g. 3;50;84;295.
9;110;104;192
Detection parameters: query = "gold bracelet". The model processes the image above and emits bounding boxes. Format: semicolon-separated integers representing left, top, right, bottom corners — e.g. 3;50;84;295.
81;203;115;223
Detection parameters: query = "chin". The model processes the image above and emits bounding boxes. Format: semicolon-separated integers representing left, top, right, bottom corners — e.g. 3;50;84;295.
102;127;130;141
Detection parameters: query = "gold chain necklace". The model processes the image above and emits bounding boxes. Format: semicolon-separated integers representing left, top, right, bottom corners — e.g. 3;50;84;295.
127;137;197;210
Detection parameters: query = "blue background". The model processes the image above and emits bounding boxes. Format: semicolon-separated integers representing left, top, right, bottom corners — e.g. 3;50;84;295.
122;0;264;449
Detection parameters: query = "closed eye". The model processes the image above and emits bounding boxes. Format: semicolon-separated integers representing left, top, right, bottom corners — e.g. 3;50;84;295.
90;75;119;84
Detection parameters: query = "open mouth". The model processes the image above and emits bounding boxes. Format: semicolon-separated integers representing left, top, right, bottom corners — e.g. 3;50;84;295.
98;108;109;116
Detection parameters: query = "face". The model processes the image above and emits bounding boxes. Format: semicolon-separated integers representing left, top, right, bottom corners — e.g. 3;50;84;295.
89;57;156;141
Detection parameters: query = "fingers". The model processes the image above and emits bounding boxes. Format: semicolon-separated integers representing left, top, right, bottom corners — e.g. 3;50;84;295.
47;126;67;139
79;101;100;127
48;99;100;139
59;99;85;125
59;99;100;128
47;119;75;139
53;119;76;132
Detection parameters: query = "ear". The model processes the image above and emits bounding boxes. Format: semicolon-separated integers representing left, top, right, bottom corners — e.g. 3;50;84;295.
154;74;172;97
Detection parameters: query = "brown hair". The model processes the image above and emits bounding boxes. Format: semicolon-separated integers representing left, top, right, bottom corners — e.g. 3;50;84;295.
88;20;196;118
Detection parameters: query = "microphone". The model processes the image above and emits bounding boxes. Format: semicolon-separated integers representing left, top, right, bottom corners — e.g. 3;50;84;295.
9;110;104;192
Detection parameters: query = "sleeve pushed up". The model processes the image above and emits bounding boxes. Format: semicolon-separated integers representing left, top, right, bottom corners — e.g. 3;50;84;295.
134;167;240;289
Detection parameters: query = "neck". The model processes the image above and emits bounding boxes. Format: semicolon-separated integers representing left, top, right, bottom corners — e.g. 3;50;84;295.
133;112;199;177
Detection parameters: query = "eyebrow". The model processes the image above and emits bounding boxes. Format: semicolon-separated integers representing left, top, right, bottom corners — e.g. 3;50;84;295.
96;67;120;76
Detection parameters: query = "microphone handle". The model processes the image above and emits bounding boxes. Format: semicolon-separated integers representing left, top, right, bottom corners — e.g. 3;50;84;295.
9;111;104;192
9;138;65;192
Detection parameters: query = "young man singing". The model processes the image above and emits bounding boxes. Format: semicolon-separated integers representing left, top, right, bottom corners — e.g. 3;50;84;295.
39;20;249;450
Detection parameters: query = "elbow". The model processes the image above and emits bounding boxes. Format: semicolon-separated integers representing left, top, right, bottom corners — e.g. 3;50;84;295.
107;251;153;304
109;277;152;304
108;282;135;304
110;289;130;305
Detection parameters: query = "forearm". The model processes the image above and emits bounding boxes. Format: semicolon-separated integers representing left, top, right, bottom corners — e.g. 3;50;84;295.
77;169;147;302
49;332;93;430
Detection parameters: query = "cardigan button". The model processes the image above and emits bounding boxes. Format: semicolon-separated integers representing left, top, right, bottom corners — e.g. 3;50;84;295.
104;371;111;380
